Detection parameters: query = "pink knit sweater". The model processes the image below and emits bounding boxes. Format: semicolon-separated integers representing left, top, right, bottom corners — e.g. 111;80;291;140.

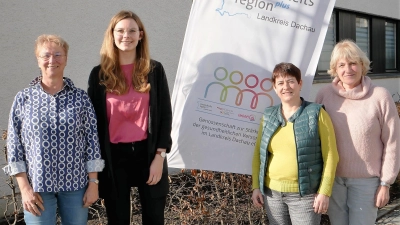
315;76;400;184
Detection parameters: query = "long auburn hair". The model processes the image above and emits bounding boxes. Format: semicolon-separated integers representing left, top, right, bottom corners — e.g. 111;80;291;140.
100;10;151;94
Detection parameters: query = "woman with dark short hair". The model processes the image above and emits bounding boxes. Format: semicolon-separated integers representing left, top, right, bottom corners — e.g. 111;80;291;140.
251;62;339;225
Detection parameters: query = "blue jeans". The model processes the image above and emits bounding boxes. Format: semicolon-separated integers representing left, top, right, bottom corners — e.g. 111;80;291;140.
328;177;379;225
24;187;88;225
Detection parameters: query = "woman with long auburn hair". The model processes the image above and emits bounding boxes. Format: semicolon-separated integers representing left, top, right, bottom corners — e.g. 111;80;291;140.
99;10;151;94
88;10;172;224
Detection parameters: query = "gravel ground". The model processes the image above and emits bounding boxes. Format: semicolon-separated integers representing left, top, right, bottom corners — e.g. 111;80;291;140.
376;207;400;225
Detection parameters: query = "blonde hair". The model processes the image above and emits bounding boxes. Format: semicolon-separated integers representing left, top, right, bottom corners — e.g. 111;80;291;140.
328;39;370;77
100;10;151;94
35;34;69;56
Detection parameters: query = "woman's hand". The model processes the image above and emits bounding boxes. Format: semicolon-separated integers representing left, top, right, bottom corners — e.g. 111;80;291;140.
313;194;329;214
251;189;264;207
83;183;99;208
16;173;44;216
375;185;390;208
20;185;44;216
146;149;165;185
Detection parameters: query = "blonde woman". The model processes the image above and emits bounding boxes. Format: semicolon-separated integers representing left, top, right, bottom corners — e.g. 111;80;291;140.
88;11;172;225
4;34;104;224
315;39;400;225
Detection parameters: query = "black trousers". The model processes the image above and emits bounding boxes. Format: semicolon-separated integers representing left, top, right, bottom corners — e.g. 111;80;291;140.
104;140;166;225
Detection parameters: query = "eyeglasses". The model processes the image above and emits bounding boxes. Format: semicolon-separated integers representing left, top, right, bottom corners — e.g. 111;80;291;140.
113;29;139;36
38;53;66;61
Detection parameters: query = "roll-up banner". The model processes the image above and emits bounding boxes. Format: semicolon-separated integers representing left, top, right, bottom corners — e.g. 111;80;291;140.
169;0;336;174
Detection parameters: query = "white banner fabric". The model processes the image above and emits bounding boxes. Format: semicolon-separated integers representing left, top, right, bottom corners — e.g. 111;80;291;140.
168;0;336;174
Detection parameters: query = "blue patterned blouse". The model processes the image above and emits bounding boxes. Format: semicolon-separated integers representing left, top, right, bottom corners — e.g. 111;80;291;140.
3;76;104;192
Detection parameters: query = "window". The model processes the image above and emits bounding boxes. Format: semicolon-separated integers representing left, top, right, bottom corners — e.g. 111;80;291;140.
356;17;370;58
317;12;336;72
385;22;396;70
316;9;399;77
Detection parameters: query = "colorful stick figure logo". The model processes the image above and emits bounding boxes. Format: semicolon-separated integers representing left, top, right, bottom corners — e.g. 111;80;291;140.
204;67;274;109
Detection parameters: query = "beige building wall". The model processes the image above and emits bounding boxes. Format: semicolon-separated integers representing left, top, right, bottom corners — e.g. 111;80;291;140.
336;0;400;19
0;0;399;217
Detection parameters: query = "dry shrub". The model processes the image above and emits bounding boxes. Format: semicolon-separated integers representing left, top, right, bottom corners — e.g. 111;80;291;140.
88;170;266;225
163;170;266;225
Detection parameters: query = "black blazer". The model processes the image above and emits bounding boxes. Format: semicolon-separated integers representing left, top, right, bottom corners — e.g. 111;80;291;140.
87;60;172;199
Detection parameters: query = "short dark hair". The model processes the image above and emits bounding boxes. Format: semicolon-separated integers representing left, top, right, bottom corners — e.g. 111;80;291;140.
271;62;302;85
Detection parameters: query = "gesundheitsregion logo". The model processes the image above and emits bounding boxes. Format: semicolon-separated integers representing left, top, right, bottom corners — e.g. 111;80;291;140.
204;67;273;109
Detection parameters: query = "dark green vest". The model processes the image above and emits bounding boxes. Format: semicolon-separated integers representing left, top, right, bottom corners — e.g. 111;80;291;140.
258;98;323;196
